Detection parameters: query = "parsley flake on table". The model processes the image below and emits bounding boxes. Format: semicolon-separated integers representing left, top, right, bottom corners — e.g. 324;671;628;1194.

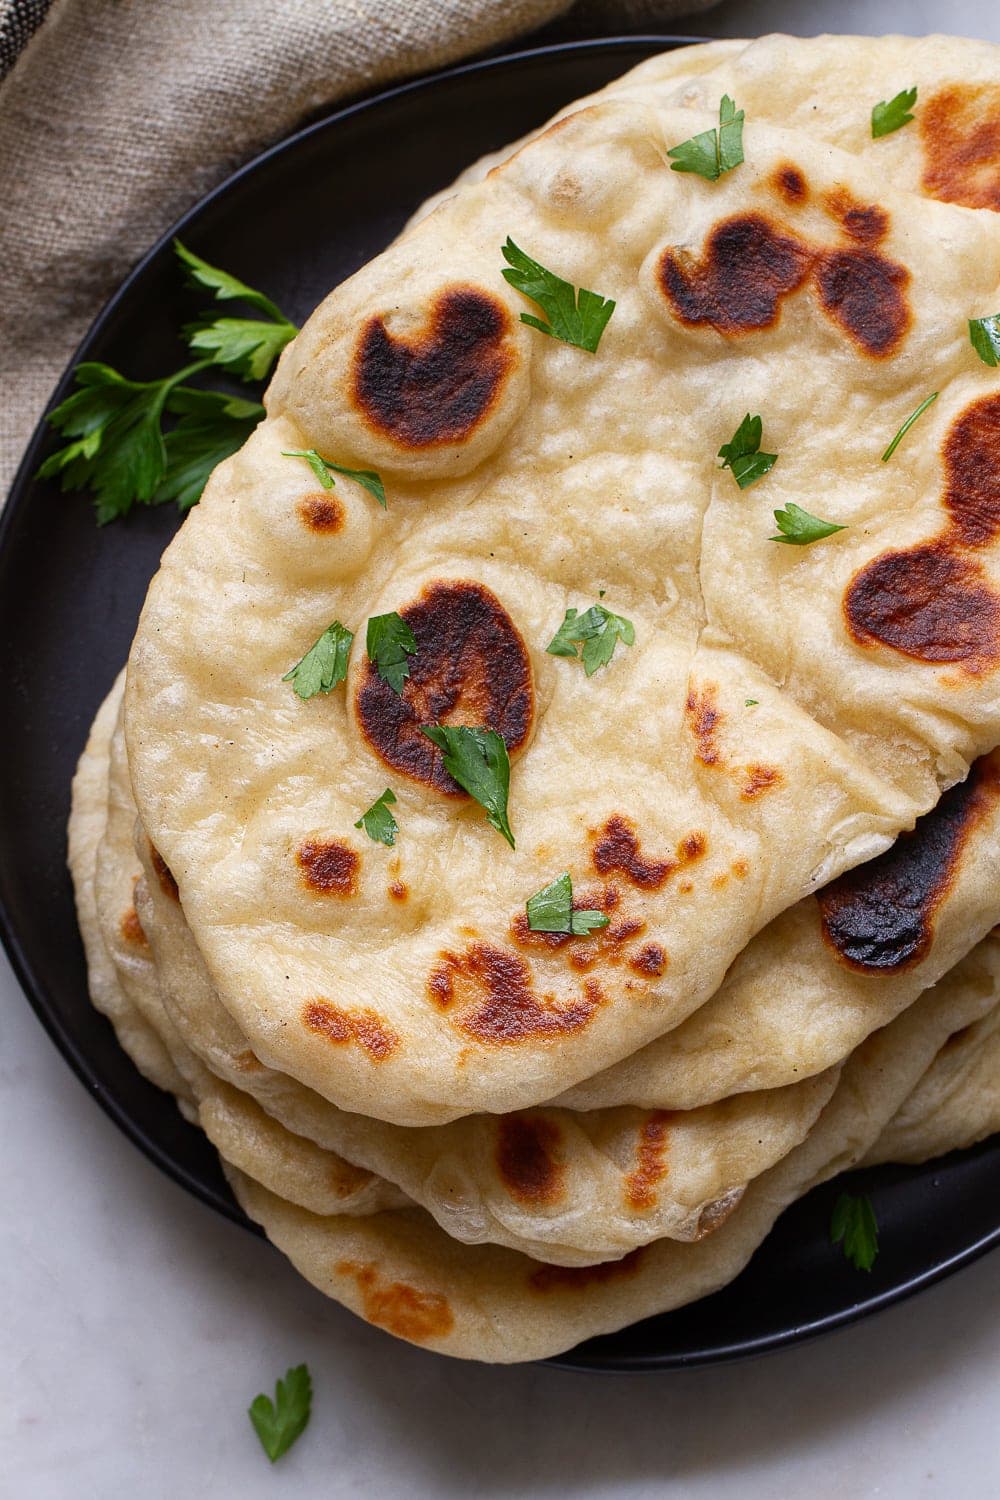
546;602;635;676
248;1363;312;1463
420;725;515;848
770;503;846;546
667;95;745;180
718;413;777;489
354;788;399;847
366;611;418;694
969;314;1000;367
501;238;615;353
881;392;938;462
830;1191;879;1271
282;447;386;507
526;872;609;935
871;86;917;139
283;620;354;699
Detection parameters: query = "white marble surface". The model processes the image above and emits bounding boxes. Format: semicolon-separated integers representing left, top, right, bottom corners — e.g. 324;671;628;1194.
4;1;1000;1494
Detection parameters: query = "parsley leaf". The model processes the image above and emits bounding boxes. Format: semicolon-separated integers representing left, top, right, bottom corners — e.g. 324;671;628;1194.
718;413;777;489
38;359;212;523
546;602;635;676
526;871;609;935
830;1191;879;1271
501;238;615;353
154;389;264;511
283;620;354;699
770;503;846;547
668;95;745;181
176;240;297;383
871;86;917;139
420;725;514;848
366;612;418;694
745;698;758;706
969;315;1000;368
881;392;938;462
282;448;386;508
354;788;398;847
248;1364;312;1463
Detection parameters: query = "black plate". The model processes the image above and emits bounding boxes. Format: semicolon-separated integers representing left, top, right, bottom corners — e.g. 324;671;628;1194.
2;36;998;1373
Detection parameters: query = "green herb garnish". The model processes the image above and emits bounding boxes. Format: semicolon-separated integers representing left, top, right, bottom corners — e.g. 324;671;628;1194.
546;602;635;676
526;872;609;935
770;503;846;547
40;241;294;521
969;315;1000;367
283;620;354;699
501;238;615;353
354;788;398;847
881;392;938;462
871;87;917;139
248;1364;312;1463
281;448;386;507
830;1191;879;1271
667;95;745;181
718;413;777;489
366;612;417;694
420;725;514;848
745;699;758;707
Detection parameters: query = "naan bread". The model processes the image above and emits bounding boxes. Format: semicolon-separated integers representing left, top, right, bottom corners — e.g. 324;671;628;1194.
223;953;1000;1362
125;94;1000;1125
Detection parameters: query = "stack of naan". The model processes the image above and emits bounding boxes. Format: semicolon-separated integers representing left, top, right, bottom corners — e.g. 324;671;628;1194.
69;34;1000;1362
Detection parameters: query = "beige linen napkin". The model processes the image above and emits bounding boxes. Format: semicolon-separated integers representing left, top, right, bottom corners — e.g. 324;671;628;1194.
0;0;717;500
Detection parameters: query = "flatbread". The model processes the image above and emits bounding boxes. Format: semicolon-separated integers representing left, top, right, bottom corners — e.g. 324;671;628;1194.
125;94;1000;1125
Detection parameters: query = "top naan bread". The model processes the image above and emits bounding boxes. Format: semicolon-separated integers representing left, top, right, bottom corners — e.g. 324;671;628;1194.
126;90;1000;1125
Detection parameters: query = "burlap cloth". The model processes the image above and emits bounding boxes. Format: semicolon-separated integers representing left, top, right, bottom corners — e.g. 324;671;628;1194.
0;0;720;501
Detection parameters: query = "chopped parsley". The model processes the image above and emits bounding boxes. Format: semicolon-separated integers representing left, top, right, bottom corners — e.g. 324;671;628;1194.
248;1364;312;1463
366;612;418;694
281;447;386;507
667;95;745;181
283;620;353;699
881;392;938;462
501;238;615;353
354;788;399;847
420;725;514;848
718;413;777;489
745;698;758;707
830;1191;879;1271
871;87;917;139
969;315;1000;367
526;872;609;935
546;602;635;676
770;503;846;547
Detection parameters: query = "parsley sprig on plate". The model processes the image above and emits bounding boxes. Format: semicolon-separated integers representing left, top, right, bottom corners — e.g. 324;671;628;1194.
39;241;296;523
830;1191;879;1271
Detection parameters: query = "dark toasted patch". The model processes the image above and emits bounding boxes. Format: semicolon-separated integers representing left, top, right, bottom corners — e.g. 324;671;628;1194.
591;815;676;890
921;83;1000;211
942;394;1000;547
427;943;604;1044
302;999;399;1061
814;247;910;358
335;1261;454;1341
355;580;534;795
774;164;808;204
818;752;1000;971
686;683;723;767
845;543;1000;671
235;1049;263;1073
120;904;148;949
388;880;408;901
529;1247;645;1292
823;188;889;245
148;842;179;901
351;286;514;449
740;764;782;801
658;212;813;334
297;840;360;895
297;491;345;533
629;942;667;978
624;1112;672;1210
496;1115;565;1204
